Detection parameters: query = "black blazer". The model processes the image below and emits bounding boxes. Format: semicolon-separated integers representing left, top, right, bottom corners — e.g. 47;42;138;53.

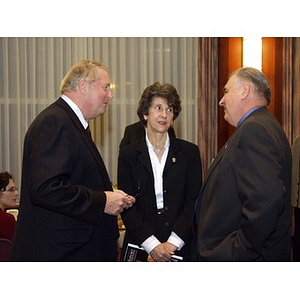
11;98;118;261
119;121;176;149
118;137;202;260
194;107;292;261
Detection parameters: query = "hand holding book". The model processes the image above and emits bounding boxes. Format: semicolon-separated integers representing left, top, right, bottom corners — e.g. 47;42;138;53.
124;243;182;262
150;242;176;262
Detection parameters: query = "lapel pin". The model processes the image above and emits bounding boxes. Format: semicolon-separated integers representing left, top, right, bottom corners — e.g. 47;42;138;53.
172;157;176;163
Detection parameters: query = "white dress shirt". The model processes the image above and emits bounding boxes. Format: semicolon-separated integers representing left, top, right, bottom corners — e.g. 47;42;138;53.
61;94;88;129
141;132;185;254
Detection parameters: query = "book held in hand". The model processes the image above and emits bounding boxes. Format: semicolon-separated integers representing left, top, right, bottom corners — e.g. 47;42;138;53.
123;243;183;262
123;243;148;262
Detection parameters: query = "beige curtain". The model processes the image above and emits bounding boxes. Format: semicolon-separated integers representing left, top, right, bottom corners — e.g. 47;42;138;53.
0;37;198;186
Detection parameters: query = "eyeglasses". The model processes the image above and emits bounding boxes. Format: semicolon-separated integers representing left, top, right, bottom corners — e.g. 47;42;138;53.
2;186;18;193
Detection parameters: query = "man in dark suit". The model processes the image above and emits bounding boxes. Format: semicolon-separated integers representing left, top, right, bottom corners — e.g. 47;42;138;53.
11;60;135;261
119;121;176;149
194;67;292;261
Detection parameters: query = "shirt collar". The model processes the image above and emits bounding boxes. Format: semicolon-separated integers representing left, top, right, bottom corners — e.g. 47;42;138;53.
61;94;88;129
237;106;265;127
145;130;170;152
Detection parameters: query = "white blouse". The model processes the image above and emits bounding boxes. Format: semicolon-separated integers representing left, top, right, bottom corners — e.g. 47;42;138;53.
141;131;184;255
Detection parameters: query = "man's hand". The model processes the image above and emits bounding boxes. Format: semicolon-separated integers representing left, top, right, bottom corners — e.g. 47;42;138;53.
104;189;136;216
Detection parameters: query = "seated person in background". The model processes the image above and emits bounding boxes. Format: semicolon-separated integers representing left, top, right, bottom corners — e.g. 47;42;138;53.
119;121;176;149
0;171;19;241
118;82;202;261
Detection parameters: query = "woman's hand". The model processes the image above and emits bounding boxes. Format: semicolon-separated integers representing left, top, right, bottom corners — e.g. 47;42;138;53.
150;242;177;262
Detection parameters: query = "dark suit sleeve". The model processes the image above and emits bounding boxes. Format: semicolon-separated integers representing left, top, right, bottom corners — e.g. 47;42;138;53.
26;113;107;225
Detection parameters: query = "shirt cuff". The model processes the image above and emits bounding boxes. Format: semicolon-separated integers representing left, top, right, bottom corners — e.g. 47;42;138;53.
141;235;161;254
167;231;185;251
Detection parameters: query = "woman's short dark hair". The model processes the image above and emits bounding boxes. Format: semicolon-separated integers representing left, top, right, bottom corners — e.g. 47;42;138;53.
0;171;13;192
137;82;182;127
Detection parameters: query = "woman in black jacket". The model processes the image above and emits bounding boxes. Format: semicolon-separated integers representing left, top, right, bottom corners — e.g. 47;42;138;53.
118;82;202;261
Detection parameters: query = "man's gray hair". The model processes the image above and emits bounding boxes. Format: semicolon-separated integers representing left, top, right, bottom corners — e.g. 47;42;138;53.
60;60;109;94
231;67;271;105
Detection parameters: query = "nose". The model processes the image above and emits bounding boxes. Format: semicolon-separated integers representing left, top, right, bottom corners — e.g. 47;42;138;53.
107;89;113;100
219;96;224;106
161;109;168;118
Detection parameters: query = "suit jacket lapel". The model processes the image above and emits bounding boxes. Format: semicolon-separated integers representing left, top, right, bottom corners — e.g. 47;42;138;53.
203;142;227;186
55;98;112;188
202;108;267;188
136;139;153;176
194;135;232;217
164;138;180;174
135;138;180;180
202;128;238;190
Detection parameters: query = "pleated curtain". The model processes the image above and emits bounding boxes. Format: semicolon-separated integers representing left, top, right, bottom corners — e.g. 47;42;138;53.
0;37;199;186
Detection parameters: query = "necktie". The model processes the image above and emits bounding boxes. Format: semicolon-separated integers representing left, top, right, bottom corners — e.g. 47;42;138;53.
86;126;92;140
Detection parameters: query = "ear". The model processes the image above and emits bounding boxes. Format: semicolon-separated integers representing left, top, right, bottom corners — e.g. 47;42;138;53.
77;79;88;95
241;82;251;100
